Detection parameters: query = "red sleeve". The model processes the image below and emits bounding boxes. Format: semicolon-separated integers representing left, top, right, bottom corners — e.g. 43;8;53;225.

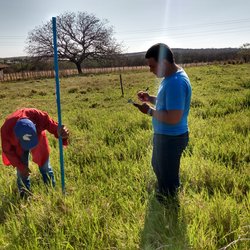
31;109;68;146
1;125;26;171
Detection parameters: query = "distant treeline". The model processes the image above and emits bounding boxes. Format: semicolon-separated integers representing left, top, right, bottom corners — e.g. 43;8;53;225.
174;48;240;63
121;48;241;67
0;48;244;73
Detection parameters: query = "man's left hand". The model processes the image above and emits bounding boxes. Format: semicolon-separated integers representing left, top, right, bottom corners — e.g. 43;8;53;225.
57;125;69;139
136;103;151;114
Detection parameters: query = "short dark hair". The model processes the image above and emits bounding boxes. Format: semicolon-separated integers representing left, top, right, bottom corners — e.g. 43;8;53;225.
145;43;174;63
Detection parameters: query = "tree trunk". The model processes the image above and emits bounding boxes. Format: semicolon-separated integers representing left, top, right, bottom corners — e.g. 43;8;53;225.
75;62;83;74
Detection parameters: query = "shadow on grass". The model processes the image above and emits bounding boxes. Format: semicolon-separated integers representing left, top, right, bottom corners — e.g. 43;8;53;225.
140;195;189;250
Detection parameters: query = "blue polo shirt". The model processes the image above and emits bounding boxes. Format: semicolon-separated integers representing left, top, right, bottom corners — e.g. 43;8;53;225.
152;69;192;135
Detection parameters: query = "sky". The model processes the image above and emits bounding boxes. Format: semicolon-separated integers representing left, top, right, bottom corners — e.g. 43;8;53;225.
0;0;250;58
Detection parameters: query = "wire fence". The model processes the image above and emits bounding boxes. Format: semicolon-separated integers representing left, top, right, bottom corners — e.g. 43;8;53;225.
0;63;215;82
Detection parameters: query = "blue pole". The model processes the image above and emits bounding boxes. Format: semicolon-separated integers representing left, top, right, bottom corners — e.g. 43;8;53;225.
52;17;65;193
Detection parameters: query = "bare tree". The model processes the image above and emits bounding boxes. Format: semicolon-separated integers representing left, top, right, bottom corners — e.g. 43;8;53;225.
26;12;122;74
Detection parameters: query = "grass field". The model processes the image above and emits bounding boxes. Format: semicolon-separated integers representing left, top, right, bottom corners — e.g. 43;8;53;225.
0;64;249;250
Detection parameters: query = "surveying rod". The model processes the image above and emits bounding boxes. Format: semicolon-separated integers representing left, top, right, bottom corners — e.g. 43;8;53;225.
52;17;65;193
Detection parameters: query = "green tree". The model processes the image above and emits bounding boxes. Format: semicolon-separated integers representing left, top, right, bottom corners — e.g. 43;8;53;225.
26;12;122;74
238;43;250;63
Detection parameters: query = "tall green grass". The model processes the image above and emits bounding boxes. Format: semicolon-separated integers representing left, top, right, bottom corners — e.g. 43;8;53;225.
0;64;249;249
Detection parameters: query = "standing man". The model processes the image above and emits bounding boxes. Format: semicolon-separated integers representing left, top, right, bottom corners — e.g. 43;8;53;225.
135;43;192;201
1;108;69;197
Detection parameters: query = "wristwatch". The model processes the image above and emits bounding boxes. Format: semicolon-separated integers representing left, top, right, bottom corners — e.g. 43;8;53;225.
147;108;153;116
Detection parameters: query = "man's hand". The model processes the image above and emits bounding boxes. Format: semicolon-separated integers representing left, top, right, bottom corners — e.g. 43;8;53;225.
137;91;150;102
57;125;69;139
136;102;151;114
20;167;31;178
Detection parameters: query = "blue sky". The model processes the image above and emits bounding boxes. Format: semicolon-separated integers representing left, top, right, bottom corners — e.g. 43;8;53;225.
0;0;249;57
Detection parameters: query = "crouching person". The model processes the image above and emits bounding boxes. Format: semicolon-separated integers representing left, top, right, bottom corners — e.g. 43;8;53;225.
1;108;69;197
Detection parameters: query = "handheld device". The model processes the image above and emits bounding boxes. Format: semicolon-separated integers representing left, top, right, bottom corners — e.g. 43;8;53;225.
127;99;139;107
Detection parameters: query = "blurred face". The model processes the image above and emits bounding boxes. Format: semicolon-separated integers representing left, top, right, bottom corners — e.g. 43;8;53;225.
147;58;166;78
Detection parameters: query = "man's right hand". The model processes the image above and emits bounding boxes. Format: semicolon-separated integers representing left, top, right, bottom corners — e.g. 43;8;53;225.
137;91;150;102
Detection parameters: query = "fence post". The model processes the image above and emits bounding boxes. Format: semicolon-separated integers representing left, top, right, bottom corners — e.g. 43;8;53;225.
119;73;124;97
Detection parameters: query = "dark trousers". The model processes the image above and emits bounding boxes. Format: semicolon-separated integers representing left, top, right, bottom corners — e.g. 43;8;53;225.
17;151;55;194
152;132;189;196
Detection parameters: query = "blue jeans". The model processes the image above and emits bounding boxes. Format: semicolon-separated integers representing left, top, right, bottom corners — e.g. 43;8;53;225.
152;132;189;196
17;151;55;193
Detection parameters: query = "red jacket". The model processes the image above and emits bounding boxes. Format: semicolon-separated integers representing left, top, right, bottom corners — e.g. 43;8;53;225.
1;108;68;171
